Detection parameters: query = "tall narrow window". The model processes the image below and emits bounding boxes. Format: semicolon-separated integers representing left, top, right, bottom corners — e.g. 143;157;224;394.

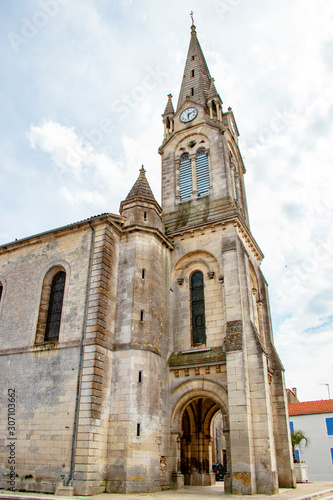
179;153;192;200
44;271;66;342
234;170;240;203
196;149;210;196
191;271;206;345
0;283;3;303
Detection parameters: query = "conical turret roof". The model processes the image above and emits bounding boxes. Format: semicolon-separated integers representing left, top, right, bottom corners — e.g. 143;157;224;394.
207;77;222;102
176;24;212;112
125;165;156;203
163;94;175;116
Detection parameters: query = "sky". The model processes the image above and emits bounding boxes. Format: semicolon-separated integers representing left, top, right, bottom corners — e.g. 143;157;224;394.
1;0;333;403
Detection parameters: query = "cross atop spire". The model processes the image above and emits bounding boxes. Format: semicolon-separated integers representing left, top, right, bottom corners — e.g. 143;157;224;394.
190;10;195;26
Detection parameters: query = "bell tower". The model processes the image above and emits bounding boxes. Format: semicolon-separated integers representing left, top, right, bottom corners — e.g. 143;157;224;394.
160;21;295;495
159;23;249;234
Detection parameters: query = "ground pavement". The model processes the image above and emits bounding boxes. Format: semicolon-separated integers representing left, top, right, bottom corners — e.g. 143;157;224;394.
1;482;333;500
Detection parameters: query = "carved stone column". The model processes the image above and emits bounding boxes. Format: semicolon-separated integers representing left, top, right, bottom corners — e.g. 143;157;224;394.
171;432;184;489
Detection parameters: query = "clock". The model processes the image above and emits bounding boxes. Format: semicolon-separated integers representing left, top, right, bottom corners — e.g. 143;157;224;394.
179;107;198;123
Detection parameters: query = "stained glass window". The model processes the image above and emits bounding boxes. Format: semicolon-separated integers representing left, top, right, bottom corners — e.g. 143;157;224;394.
191;271;206;344
44;271;65;342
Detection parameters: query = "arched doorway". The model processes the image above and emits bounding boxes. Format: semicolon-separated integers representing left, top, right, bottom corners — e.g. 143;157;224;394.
170;378;230;488
180;397;221;485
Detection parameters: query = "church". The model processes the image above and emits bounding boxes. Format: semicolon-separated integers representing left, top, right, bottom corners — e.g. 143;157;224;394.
0;22;295;496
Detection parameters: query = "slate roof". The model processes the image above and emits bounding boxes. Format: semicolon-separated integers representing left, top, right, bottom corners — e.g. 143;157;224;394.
288;399;333;416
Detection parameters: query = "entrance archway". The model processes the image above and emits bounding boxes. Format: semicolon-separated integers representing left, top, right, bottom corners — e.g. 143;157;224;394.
170;378;230;487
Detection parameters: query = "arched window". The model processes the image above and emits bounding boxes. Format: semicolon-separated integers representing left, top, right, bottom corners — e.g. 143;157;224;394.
196;149;210;196
191;271;206;345
44;271;66;342
234;170;240;203
230;152;240;203
179;153;192;200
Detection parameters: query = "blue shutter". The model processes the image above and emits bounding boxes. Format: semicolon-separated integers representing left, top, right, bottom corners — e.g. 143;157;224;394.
330;448;333;464
289;421;294;433
179;153;192;200
196;149;210;196
326;417;333;435
295;450;300;462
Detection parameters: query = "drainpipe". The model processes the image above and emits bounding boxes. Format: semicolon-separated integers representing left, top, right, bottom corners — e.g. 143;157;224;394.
66;222;95;486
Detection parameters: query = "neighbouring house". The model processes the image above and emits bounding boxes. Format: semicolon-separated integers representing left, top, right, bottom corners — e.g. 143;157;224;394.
289;398;333;481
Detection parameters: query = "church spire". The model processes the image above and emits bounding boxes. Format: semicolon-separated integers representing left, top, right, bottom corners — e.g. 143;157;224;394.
176;22;212;112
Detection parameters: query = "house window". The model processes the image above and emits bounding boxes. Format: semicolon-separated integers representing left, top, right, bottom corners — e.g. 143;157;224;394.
179;153;192;200
326;417;333;436
191;271;206;345
196;149;210;196
44;271;66;342
331;448;333;464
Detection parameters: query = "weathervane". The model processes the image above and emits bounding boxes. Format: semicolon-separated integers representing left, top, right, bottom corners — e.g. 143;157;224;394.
190;11;195;25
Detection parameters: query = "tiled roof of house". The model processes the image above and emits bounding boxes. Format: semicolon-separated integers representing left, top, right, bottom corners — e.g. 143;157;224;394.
288;399;333;416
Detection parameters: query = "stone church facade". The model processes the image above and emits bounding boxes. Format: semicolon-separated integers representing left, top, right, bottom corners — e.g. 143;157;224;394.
0;24;295;495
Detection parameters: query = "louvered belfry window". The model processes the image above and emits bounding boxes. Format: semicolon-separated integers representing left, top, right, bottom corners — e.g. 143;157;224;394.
191;271;206;345
196;149;210;196
179;153;192;200
44;271;66;341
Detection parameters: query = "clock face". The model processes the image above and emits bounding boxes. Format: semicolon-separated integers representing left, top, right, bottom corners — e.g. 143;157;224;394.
179;107;198;123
